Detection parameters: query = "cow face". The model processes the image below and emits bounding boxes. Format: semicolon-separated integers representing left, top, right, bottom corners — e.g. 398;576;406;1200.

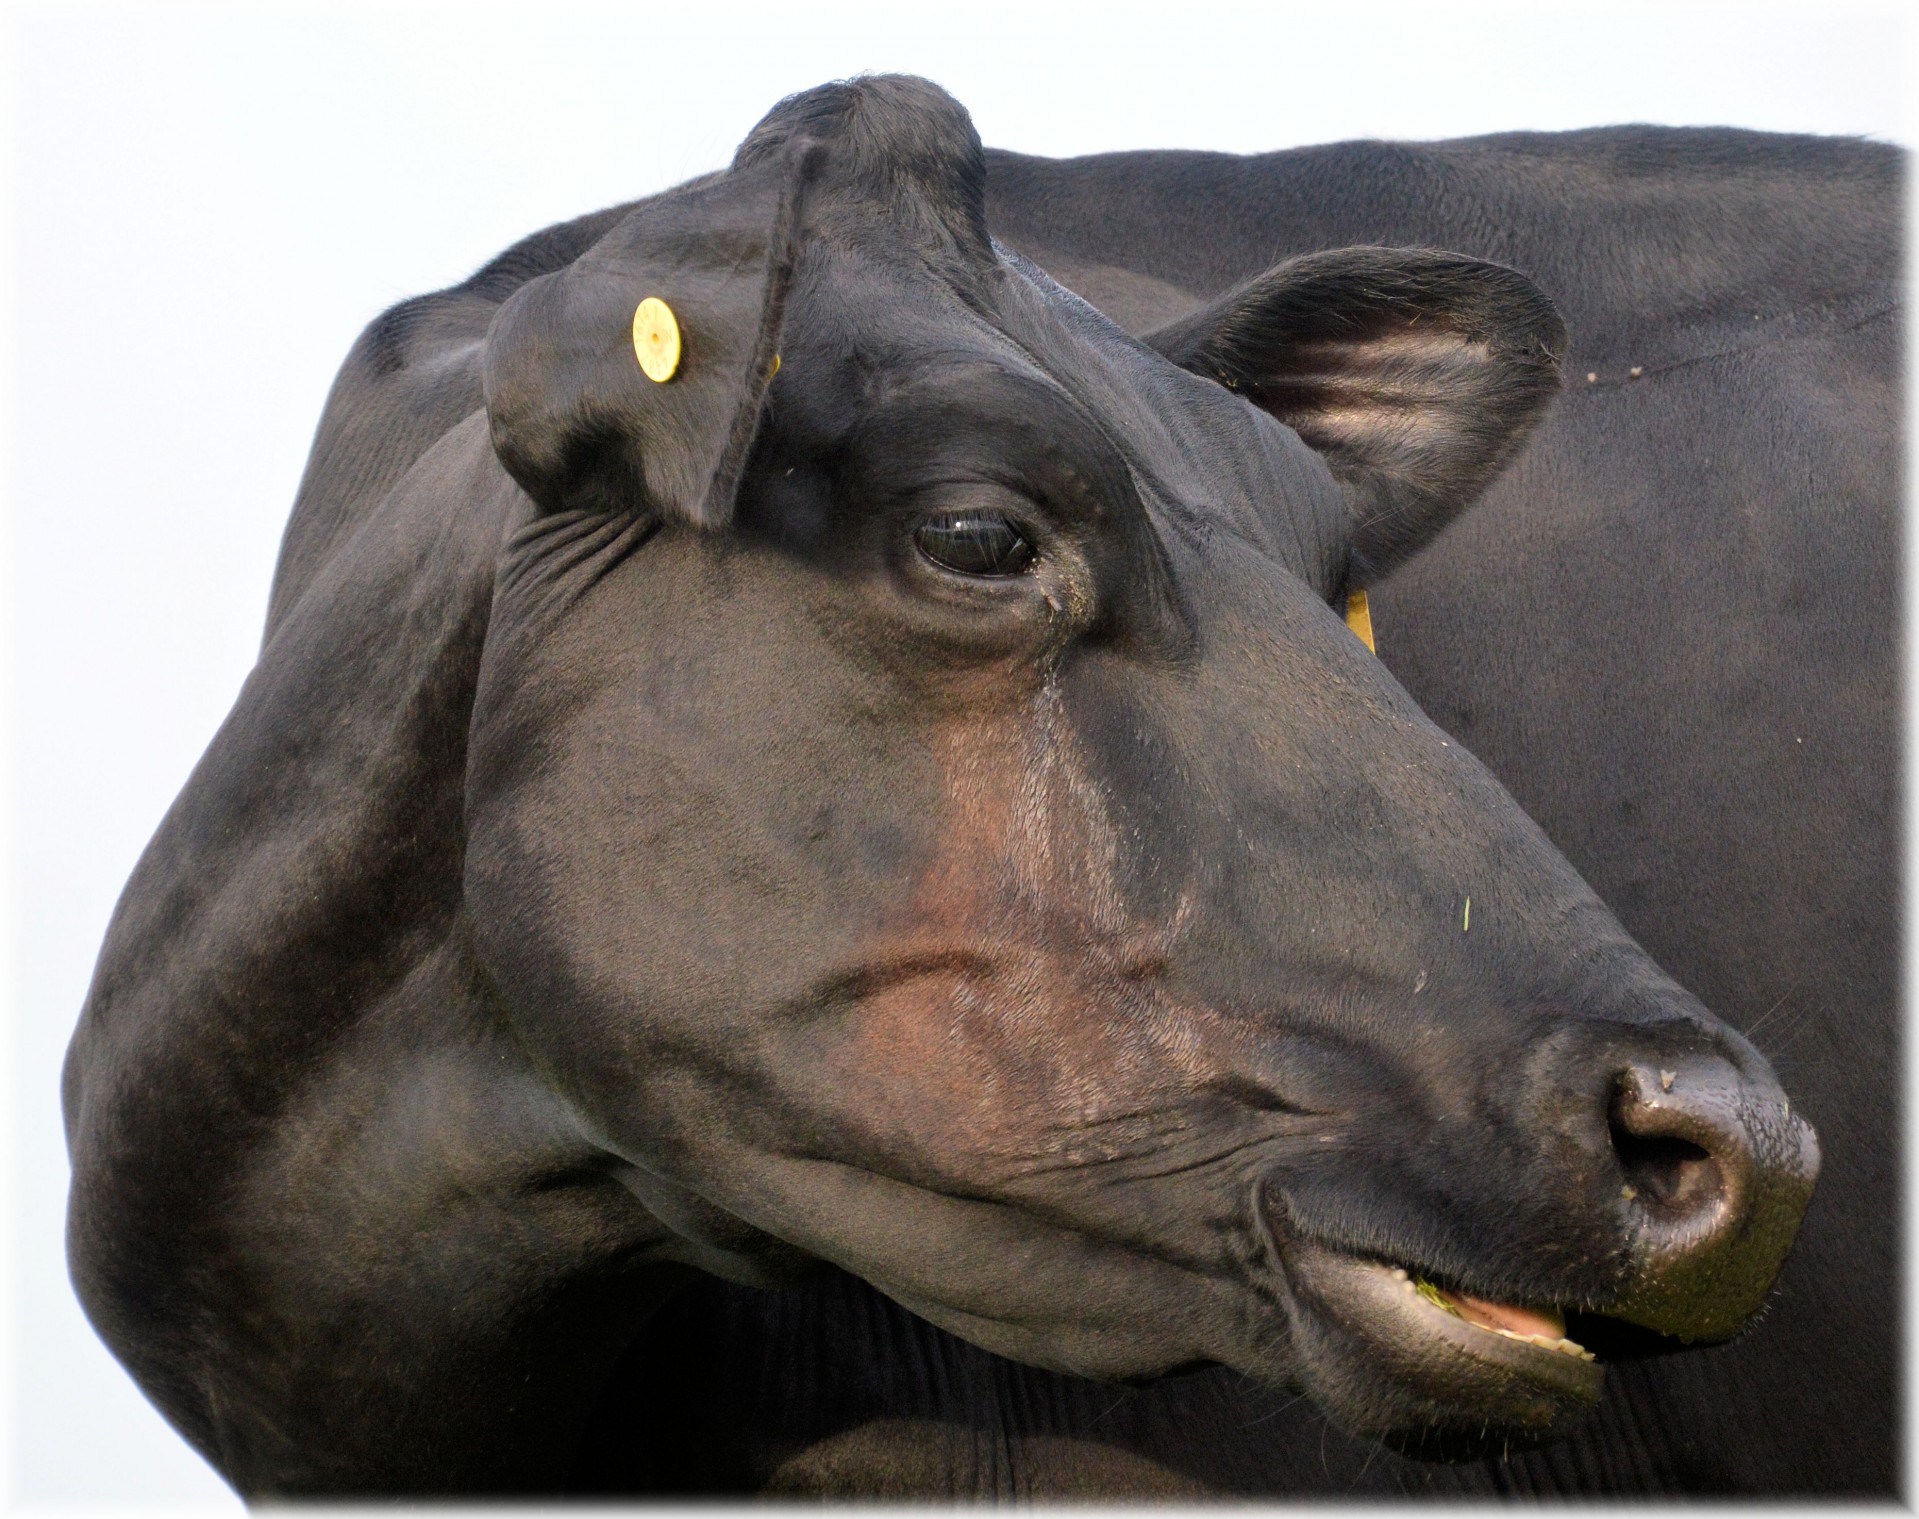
468;78;1816;1456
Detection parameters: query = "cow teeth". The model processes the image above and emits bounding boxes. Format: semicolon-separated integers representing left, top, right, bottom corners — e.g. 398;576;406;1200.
1492;1327;1597;1361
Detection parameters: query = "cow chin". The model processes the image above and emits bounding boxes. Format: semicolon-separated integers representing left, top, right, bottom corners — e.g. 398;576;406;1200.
806;1185;1607;1461
1272;1239;1604;1460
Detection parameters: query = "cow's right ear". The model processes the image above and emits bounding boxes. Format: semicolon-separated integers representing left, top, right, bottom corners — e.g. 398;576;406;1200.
1143;248;1566;581
482;145;821;529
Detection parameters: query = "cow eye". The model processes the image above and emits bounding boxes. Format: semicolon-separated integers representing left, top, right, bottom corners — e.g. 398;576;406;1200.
913;511;1036;577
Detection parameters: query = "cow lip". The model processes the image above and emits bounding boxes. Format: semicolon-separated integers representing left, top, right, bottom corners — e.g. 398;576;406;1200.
1276;1240;1604;1456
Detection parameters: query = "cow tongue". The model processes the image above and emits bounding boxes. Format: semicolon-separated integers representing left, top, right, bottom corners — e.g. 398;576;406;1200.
1437;1287;1566;1341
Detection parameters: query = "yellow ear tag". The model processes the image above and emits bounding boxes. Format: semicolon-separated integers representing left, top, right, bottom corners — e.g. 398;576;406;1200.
632;296;682;383
1345;588;1376;653
769;353;781;377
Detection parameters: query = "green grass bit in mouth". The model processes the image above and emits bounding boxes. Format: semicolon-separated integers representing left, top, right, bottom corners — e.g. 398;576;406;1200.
1413;1275;1463;1316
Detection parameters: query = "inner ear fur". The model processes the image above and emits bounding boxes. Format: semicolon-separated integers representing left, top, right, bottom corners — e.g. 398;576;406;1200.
1144;248;1567;581
482;143;822;529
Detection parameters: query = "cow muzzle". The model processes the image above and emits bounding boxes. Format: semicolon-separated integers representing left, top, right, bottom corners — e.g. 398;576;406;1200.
1259;1045;1818;1457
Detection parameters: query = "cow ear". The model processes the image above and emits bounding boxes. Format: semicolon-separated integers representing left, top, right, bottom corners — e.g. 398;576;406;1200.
482;144;821;528
1143;248;1566;580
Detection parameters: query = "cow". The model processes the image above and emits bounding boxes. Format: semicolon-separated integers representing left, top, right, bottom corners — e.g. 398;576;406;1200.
61;76;1845;1498
586;113;1901;1498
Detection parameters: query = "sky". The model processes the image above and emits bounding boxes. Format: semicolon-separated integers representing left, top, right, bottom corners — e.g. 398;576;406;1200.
4;1;1910;1508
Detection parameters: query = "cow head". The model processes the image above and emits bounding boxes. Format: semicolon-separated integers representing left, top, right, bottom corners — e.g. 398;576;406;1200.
469;77;1816;1456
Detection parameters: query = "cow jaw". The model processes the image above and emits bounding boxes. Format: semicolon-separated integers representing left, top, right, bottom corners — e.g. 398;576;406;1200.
1277;1242;1604;1459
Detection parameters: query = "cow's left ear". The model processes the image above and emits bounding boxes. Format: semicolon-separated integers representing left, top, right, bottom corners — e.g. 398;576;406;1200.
1143;248;1566;580
483;143;821;528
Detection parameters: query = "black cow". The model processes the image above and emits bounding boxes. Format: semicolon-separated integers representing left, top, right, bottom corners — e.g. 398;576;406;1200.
592;116;1900;1498
63;78;1845;1498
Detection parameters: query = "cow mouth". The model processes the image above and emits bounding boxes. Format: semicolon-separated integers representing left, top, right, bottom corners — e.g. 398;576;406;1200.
1279;1241;1604;1458
1401;1272;1596;1362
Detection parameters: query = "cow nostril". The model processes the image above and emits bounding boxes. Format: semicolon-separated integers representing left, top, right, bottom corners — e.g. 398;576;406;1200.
1593;1056;1817;1343
1605;1069;1744;1233
1608;1126;1721;1214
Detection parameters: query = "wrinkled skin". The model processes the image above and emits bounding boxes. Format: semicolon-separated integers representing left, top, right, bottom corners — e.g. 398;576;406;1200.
64;78;1821;1496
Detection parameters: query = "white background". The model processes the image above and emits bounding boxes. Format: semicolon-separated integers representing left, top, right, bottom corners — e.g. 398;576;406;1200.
4;1;1910;1508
